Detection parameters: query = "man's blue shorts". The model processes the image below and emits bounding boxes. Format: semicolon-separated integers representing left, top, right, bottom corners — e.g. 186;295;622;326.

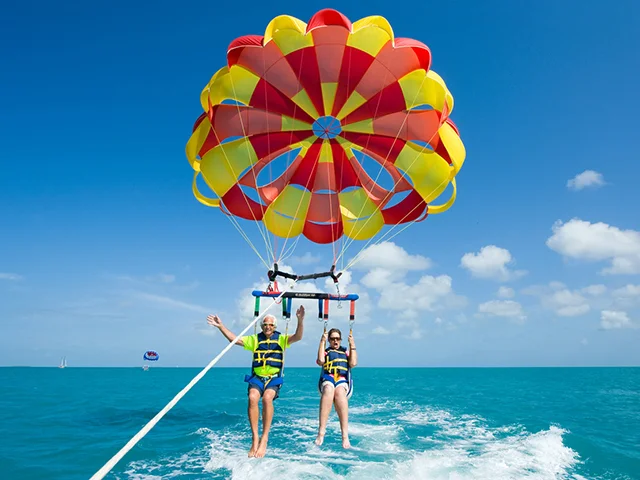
246;375;282;399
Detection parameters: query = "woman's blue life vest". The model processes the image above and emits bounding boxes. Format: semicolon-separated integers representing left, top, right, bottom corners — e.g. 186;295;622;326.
244;331;285;387
322;346;350;381
318;345;353;398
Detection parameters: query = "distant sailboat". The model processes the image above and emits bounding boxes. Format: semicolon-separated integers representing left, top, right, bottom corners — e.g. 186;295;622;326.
59;357;67;369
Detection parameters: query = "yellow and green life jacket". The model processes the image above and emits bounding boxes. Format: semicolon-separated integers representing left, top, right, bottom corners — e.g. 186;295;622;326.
251;331;283;375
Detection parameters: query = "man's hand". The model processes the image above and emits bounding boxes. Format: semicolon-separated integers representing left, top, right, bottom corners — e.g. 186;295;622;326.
296;305;305;321
207;314;222;328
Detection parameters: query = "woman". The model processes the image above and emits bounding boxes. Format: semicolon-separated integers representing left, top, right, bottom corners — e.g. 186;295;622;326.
315;327;357;448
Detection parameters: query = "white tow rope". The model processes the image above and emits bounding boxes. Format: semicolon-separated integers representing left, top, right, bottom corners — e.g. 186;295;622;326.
90;282;297;479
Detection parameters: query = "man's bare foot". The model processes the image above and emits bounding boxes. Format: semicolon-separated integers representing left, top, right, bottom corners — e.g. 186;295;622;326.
315;432;325;446
342;436;351;449
248;439;259;457
255;436;269;458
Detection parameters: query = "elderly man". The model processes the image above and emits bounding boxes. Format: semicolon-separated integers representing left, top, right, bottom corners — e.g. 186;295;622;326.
207;305;305;458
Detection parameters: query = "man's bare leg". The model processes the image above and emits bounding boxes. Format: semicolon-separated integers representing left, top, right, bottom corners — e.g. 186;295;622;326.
247;389;261;457
334;386;350;448
315;384;335;446
255;388;276;458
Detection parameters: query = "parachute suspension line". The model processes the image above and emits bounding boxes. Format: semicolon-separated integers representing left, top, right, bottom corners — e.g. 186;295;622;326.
222;211;272;270
277;154;316;263
342;158;451;273
341;132;452;272
336;71;449;266
203;126;273;269
197;96;272;269
337;71;430;259
89;280;298;480
278;234;302;265
335;66;393;260
275;49;309;264
342;168;452;274
225;74;276;265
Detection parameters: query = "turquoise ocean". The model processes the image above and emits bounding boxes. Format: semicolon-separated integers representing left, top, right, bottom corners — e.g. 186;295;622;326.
1;367;638;479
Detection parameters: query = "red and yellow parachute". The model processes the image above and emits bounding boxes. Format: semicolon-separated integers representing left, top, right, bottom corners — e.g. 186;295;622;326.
186;9;465;256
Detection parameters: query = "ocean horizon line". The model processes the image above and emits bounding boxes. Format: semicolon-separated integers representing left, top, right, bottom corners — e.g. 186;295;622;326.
2;365;639;369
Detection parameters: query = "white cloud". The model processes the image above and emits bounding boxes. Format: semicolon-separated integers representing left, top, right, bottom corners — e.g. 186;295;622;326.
377;274;465;316
477;300;526;323
546;219;640;275
548;289;591;317
344;242;465;318
230;244;462;342
394;318;424;339
523;282;591;317
557;304;590;317
290;252;321;266
372;326;391;335
581;284;607;296
349;242;432;276
408;329;423;340
612;284;640;298
497;286;515;298
609;285;640;310
460;245;527;282
600;310;635;330
0;272;23;281
361;268;396;290
567;170;606;191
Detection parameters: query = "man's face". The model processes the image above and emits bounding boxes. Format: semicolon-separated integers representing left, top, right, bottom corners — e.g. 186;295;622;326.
262;319;276;335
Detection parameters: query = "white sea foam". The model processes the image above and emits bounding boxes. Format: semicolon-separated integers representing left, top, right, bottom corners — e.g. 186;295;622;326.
121;403;582;480
392;426;580;480
349;399;409;415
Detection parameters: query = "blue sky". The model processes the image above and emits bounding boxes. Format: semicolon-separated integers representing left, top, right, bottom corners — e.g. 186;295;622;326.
1;0;639;367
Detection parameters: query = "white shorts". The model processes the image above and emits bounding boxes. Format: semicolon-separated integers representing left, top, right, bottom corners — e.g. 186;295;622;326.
321;380;349;393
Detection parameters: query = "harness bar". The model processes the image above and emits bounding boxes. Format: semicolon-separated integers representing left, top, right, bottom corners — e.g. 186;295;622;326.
252;290;359;301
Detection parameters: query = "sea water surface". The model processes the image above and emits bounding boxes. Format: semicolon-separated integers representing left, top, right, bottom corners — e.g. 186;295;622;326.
1;367;638;479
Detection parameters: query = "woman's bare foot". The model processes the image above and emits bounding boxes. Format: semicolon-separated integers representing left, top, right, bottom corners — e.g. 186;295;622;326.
342;436;351;449
255;435;269;458
248;438;259;457
315;432;325;446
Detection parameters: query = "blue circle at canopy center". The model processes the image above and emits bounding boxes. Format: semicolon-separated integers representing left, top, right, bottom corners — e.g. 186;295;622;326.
312;116;342;140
